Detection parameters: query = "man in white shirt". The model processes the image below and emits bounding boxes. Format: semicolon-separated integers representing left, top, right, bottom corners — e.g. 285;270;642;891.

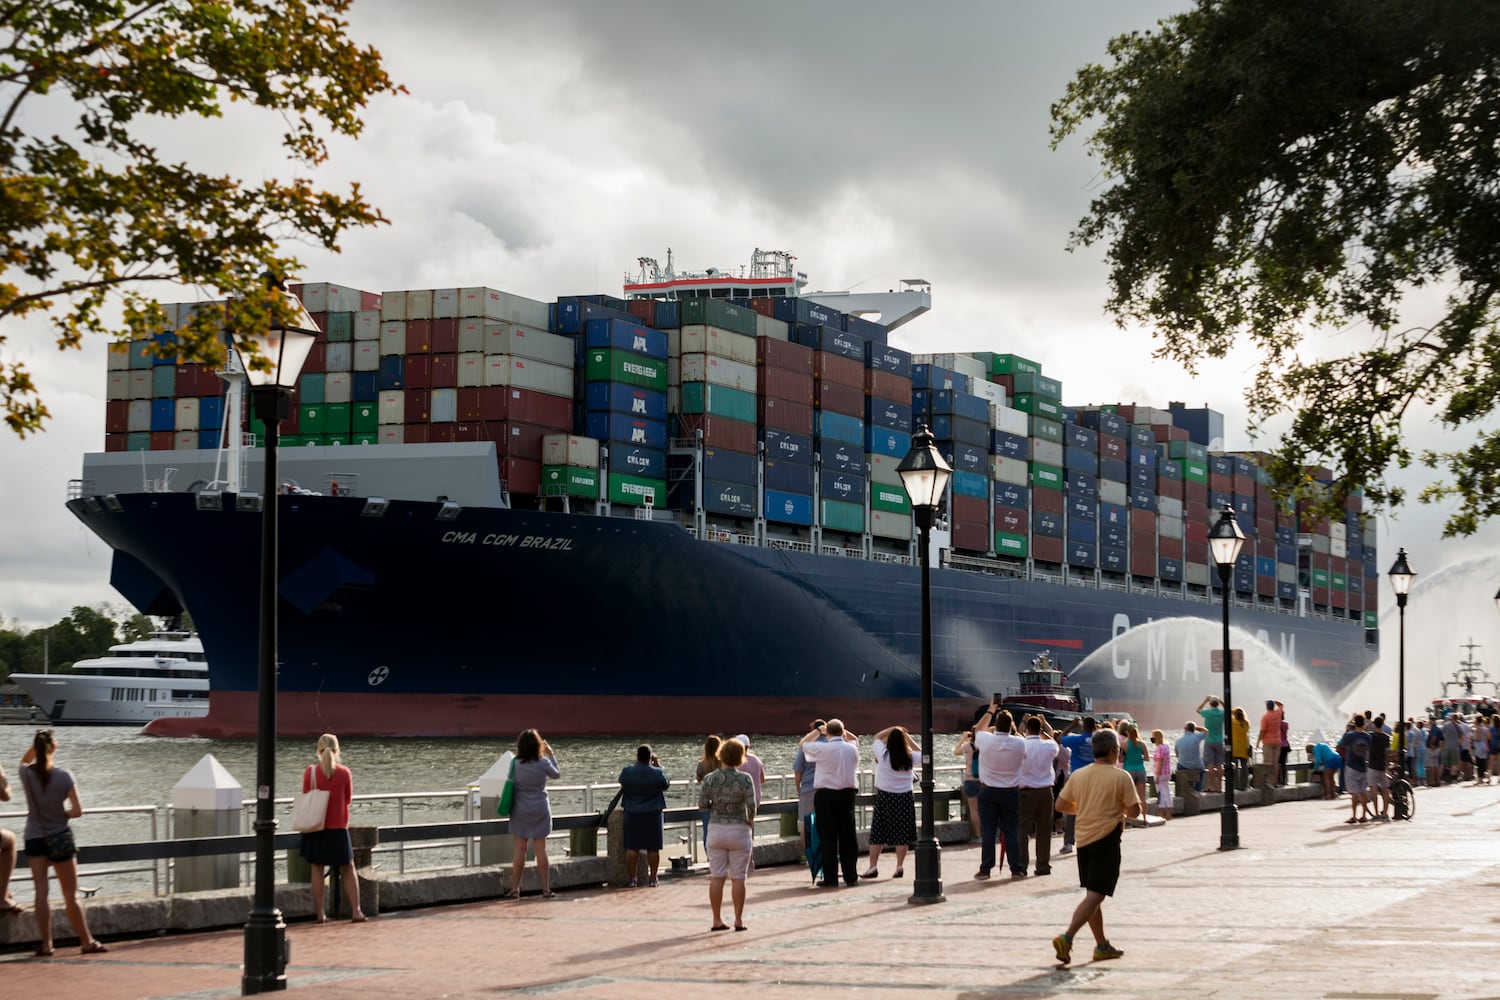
973;704;1028;880
1016;714;1060;877
799;719;862;887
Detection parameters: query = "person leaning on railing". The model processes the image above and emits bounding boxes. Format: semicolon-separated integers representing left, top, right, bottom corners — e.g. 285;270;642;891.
19;729;108;956
0;758;21;916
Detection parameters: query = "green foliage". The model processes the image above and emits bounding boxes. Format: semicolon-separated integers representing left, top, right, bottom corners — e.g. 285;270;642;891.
1051;0;1500;533
0;0;403;436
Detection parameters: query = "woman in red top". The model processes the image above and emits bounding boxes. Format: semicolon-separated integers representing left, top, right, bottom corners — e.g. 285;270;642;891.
298;733;366;923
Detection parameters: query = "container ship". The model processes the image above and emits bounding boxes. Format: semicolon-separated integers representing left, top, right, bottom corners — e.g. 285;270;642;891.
68;250;1380;738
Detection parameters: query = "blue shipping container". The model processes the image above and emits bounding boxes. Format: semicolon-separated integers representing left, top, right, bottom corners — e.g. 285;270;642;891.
1256;556;1276;577
764;489;813;526
702;478;756;518
814;411;864;447
703;447;757;485
1066;447;1099;475
765;459;814;495
198;429;220;449
1068;495;1097;522
762;428;813;465
865;342;912;377
1130;464;1155;491
773;298;846;330
911;365;968;393
586;412;667;450
819;470;867;504
1100;545;1127;573
1065;424;1097;451
1157;456;1184;480
353;372;378;402
199;396;224;430
1099;501;1129;526
378;355;405;390
819;440;864;475
952;469;988;499
607;444;665;480
926;389;989;423
993;482;1028;510
990;430;1028;460
791;324;865;361
1032;510;1064;538
585;382;668;420
584;317;669;360
1068;471;1098;497
941;441;987;475
1129;487;1157;512
1069;542;1098;569
845;314;887;345
1277;581;1297;600
1101;521;1129;549
150;398;175;432
1067;517;1098;543
552;297;632;335
866;397;913;433
866;427;912;459
1277;544;1296;564
1128;444;1158;468
928;414;989;448
1160;557;1185;581
1098;456;1128;483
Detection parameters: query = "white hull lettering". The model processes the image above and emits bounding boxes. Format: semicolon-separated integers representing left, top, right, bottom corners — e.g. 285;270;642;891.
445;533;574;551
1112;613;1131;678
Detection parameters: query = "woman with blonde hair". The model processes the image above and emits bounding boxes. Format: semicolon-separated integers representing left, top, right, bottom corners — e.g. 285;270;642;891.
694;735;722;847
505;728;561;899
19;729;107;955
297;733;366;923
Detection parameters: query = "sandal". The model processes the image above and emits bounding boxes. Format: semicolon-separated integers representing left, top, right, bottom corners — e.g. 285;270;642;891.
860;868;879;879
0;900;24;915
33;946;54;958
500;890;520;900
892;868;905;879
542;891;557;899
81;941;109;955
711;924;730;932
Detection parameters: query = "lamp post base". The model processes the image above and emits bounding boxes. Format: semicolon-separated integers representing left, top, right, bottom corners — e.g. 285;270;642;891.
1217;804;1240;852
242;907;287;994
908;837;944;904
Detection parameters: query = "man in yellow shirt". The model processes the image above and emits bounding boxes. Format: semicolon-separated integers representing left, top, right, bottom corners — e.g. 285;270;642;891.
1051;728;1140;964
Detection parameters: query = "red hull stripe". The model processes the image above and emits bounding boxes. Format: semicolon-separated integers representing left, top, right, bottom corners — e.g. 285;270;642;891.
1019;638;1086;650
1309;658;1342;667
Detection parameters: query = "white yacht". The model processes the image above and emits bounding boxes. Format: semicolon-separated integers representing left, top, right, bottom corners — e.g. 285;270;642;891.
11;631;209;725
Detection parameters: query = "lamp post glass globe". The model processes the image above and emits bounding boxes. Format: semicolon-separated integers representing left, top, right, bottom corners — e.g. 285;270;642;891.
232;290;321;389
896;425;952;510
1208;503;1246;567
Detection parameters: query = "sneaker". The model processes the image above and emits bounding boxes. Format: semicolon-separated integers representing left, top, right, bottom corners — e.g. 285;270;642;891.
626;879;638;888
647;876;659;888
1051;934;1072;964
973;869;991;881
1059;844;1074;854
1093;942;1124;961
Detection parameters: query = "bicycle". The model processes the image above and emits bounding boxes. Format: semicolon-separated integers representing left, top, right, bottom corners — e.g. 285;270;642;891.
1389;761;1416;821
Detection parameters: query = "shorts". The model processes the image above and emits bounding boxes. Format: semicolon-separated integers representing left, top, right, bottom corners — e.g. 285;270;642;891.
1203;743;1226;766
1260;744;1280;764
1075;824;1123;897
962;779;982;798
1345;768;1369;794
1441;748;1460;769
1367;769;1389;790
706;822;752;880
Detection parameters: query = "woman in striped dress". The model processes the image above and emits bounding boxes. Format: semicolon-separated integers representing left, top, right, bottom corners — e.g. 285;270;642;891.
863;726;920;879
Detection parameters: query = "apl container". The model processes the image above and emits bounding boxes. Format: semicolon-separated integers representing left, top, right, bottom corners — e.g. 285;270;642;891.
585;412;667;450
585;317;669;359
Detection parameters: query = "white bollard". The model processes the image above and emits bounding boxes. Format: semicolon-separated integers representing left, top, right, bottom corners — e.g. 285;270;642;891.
474;753;515;867
171;754;243;893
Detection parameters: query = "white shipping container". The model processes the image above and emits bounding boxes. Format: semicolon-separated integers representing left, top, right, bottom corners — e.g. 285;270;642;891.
484;357;574;398
756;314;789;342
379;321;406;357
1158;515;1184;540
107;343;130;371
173;431;198;450
1032;440;1064;466
158;303;181;331
680;326;757;365
870;510;913;541
681;353;757;392
378;425;403;445
1330;522;1347;542
542;434;600;468
934;353;986;381
431;387;458;423
1331;538;1348;559
127;399;151;431
405;288;433;320
174;398;199;431
129;370;153;400
1157;495;1184;519
324;342;352;373
990;455;1029;486
1185;562;1211;586
380;290;407;321
970;378;1006;409
377;390;404;425
432;288;459;320
667;357;679;387
324;372;352;404
460;287;550;329
1278;563;1298;584
994;405;1028;437
457;318;485;353
1312;534;1331;554
353;341;380;372
870;453;902;486
483;324;573;366
354;310;381;341
298;281;333;313
1099;479;1129;505
456;353;485;388
106;371;130;400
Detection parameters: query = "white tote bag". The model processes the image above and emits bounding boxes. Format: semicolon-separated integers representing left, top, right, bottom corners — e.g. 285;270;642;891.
291;765;330;833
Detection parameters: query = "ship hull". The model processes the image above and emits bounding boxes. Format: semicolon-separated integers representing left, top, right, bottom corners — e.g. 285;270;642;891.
67;492;1376;738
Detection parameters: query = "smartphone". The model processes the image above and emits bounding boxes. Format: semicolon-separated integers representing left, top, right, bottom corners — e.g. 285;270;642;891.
993;693;1005;705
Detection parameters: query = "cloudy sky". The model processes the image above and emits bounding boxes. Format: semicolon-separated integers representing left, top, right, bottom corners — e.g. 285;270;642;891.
2;1;1497;707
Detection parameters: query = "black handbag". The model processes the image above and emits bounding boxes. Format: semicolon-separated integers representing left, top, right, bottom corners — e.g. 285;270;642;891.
44;827;75;862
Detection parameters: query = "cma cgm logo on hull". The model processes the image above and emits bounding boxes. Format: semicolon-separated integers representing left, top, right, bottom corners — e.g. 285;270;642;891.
1108;614;1295;681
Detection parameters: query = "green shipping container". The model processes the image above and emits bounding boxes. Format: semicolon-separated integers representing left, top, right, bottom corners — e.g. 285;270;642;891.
353;403;378;433
1012;372;1062;400
870;483;911;515
151;365;176;397
1029;416;1063;444
323;402;351;431
988;353;1041;377
299;373;326;404
1312;568;1330;588
1167;440;1208;462
324;433;351;446
585;349;668;392
280;434;304;447
1332;572;1346;591
994;531;1029;558
126;432;152;451
325;311;354;342
298;404;326;435
1012;393;1063;420
1029;462;1064;490
1364;611;1378;629
820;499;865;533
608;472;665;507
678;382;757;423
677;299;758;338
1172;457;1208;483
542;464;600;499
352;433;377;445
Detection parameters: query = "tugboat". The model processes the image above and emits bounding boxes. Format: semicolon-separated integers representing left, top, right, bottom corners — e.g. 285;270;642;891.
1427;640;1500;721
999;650;1133;729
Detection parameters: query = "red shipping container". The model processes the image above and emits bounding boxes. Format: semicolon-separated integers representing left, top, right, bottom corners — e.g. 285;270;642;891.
361;290;382;312
405;319;431;354
403;389;430;424
1257;535;1276;558
1183;480;1208;506
746;299;777;319
454;423;483;442
1256;483;1273;506
865;370;912;401
428;423;455;443
501;421;547;461
1185;539;1208;563
1129;544;1155;576
404;354;432;390
501;457;541;496
950;494;987;525
952;521;989;552
400;423;427;444
994;505;1026;534
627;299;656;326
1098;434;1126;460
759;367;814;405
456;387;484;422
1032;488;1065;514
1159;536;1183;559
757;336;814;375
1032;535;1064;564
106;400;129;433
307;310;328;331
992;374;1015;395
1256;517;1275;539
479;386;508;421
1129;528;1156;551
430;318;458;354
1208;472;1231;493
149;431;173;450
759;397;814;435
1129;508;1155;533
105;432;127;452
814;352;864;389
502;388;571;427
430;354;457;389
302;343;326;374
1184;520;1208;546
675;414;757;452
815;381;864;417
1156;477;1183;501
1258;575;1276;597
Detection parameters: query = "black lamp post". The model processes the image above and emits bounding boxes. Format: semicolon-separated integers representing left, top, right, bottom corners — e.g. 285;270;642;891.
1208;502;1246;851
234;287;319;995
1387;548;1415;812
896;423;951;906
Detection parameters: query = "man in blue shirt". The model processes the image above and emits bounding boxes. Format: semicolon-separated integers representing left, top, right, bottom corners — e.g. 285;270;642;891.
1337;714;1374;823
1306;740;1342;799
1057;717;1096;855
1174;722;1206;796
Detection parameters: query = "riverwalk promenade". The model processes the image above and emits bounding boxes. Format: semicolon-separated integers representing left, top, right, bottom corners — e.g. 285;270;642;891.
3;781;1499;999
